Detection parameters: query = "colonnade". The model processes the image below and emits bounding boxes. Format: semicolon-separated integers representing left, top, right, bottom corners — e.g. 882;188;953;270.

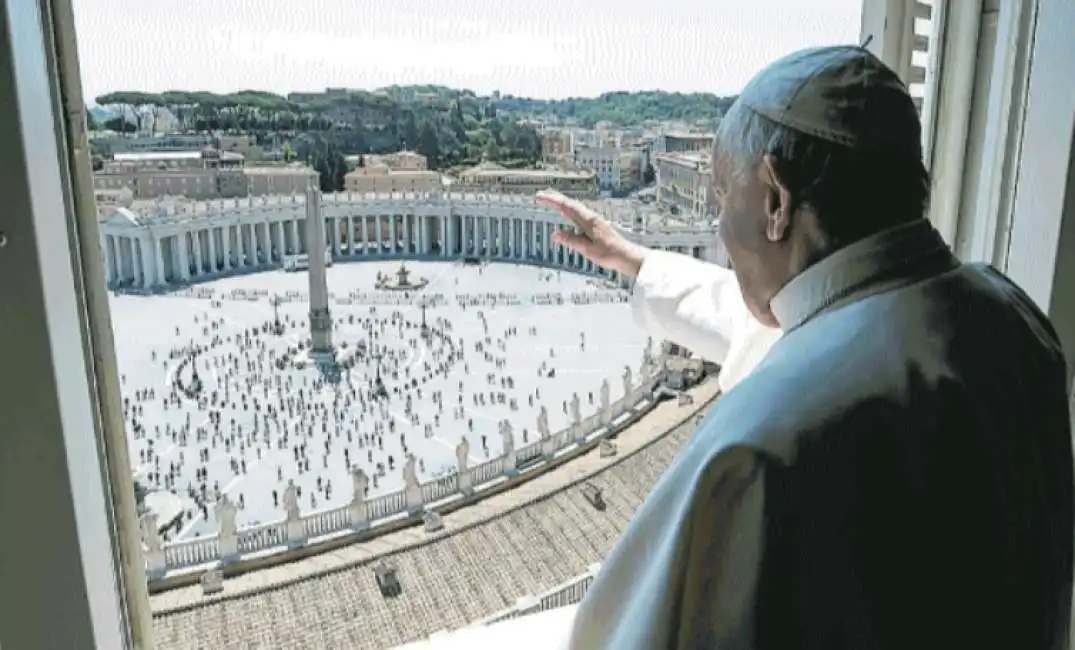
98;193;721;289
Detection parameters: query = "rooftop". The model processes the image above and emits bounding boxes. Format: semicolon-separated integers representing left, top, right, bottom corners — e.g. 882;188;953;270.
243;164;314;175
113;150;245;162
656;151;711;169
461;163;595;180
661;132;715;140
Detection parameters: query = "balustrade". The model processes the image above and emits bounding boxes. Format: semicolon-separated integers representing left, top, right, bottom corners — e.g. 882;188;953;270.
141;354;672;580
479;562;602;626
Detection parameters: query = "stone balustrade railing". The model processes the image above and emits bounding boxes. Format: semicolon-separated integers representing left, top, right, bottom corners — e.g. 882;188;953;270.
140;356;671;582
477;563;601;627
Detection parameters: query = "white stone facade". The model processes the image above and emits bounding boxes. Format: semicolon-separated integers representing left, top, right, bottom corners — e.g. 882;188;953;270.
97;191;724;290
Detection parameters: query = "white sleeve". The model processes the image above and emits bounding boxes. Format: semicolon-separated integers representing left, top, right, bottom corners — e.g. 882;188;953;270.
630;249;752;365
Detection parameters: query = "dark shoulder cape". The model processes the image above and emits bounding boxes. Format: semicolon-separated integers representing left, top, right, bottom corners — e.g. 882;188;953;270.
704;262;1073;650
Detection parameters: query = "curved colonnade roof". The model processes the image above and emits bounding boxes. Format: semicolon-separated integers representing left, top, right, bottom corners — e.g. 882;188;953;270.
150;380;720;650
101;192;711;232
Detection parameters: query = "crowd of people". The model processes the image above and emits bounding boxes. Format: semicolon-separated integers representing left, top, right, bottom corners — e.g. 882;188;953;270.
123;264;641;543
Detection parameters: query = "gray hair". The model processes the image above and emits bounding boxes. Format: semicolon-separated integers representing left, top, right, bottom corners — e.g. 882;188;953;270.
713;101;786;186
710;101;930;243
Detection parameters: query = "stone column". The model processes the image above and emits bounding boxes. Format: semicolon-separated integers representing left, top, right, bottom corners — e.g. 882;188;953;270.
360;215;369;255
139;236;155;287
483;217;492;258
505;218;511;258
222;226;232;270
233;224;242;266
242;224;252;266
100;234;114;286
115;237;127;283
153;236;166;286
276;221;284;261
254;223;263;266
192;230;203;277
131;239;142;287
270;221;281;263
263;221;272;264
332;217;341;257
209;227;219;273
403;214;412;255
516;221;524;260
177;233;190;282
346;216;354;256
448;215;456;256
416;215;424;254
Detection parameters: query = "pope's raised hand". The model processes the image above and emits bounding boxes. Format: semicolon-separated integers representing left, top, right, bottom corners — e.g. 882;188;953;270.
535;190;649;278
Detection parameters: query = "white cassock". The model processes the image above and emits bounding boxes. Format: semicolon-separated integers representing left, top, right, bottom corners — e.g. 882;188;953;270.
567;221;1072;650
631;248;783;392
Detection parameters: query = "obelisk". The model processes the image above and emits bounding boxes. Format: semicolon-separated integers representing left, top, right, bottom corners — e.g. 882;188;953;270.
304;172;335;365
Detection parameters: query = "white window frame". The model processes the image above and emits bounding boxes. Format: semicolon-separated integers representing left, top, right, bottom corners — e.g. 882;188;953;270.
1001;0;1075;375
859;0;1039;267
862;0;1075;374
0;0;150;647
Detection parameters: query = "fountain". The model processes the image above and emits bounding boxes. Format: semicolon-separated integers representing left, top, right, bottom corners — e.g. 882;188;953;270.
375;262;429;291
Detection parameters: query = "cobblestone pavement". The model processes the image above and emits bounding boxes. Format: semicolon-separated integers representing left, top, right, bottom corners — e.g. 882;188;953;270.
151;382;719;650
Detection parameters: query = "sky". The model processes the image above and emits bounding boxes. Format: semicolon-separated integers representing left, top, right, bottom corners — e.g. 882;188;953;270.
74;0;862;103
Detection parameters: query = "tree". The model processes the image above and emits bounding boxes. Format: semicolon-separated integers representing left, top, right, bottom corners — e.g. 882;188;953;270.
401;110;419;150
96;91;166;133
89;85;729;171
310;140;347;192
417;122;440;167
104;116;137;133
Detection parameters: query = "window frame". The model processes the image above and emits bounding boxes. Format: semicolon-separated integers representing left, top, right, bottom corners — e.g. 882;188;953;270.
0;0;148;647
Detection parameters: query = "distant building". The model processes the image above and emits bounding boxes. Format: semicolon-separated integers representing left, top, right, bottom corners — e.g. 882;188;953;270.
652;132;714;155
93;133;216;156
572;146;645;192
457;162;597;197
541;130;573;162
218;134;263;162
244;165;314;196
343;152;441;194
654;151;712;220
93;149;312;200
572;147;621;191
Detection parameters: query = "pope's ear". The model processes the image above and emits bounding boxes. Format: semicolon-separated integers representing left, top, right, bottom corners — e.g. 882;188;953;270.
761;154;792;242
